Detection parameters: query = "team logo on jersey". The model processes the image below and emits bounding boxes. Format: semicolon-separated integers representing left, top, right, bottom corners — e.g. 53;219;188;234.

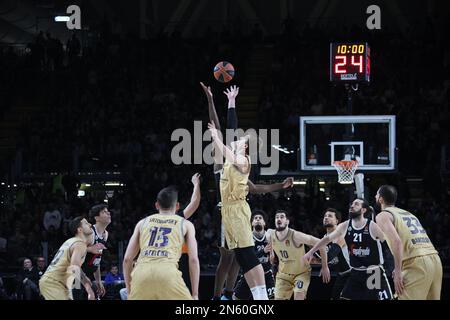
363;225;370;234
285;240;290;246
295;280;304;289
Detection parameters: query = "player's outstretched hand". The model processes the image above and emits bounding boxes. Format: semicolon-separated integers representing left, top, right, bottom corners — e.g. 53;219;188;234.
97;282;106;297
319;265;331;284
393;268;405;296
200;82;213;100
282;177;294;188
191;173;201;186
223;85;239;100
89;243;106;255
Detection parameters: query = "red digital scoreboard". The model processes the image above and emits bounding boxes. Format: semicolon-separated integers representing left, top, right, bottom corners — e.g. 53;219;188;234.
330;43;370;82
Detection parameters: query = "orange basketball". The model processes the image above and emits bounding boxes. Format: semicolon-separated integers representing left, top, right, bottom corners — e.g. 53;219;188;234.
213;61;235;83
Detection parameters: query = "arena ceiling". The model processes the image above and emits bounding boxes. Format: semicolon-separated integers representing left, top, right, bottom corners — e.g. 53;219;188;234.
0;0;448;44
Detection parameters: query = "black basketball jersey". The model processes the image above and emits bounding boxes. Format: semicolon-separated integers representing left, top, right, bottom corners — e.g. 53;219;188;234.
327;242;351;272
253;232;271;272
345;219;383;269
82;225;107;278
314;240;351;272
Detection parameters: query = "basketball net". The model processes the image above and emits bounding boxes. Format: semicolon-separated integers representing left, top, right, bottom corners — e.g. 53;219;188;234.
333;159;358;184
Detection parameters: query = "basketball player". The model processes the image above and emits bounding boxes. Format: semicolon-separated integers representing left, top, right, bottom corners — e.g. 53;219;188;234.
303;199;394;300
39;217;95;300
201;82;294;300
123;186;199;300
270;210;330;300
375;185;442;300
208;120;271;300
233;210;275;300
81;204;111;298
313;208;351;299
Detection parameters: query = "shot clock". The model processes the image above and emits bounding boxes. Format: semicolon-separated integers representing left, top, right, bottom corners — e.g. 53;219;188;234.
330;43;370;82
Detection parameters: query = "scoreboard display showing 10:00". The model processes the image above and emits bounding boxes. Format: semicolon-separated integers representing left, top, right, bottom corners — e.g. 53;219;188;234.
330;42;370;82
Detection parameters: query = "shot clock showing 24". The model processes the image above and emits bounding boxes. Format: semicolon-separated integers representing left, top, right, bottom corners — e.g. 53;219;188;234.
330;42;370;82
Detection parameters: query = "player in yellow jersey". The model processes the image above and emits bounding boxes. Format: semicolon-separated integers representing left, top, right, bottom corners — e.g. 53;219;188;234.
39;216;95;300
375;185;443;300
270;210;330;300
208;120;270;300
123;186;200;300
201;82;294;300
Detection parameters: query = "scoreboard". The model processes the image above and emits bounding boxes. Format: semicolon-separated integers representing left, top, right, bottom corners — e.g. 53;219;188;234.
330;42;370;82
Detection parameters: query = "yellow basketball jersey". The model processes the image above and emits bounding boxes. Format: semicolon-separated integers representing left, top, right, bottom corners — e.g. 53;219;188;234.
137;213;185;267
220;156;250;204
383;206;437;262
41;237;86;284
272;229;310;275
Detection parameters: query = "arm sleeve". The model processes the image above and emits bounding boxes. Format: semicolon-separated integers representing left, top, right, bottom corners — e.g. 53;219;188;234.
227;107;238;131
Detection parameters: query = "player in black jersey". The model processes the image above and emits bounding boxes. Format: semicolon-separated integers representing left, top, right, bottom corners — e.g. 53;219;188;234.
312;208;351;299
233;210;275;300
80;204;111;299
304;199;394;300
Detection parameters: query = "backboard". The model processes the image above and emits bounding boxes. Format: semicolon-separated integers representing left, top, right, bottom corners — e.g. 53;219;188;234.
300;115;396;172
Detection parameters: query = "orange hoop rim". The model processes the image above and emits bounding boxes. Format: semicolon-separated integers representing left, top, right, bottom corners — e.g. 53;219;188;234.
333;160;358;168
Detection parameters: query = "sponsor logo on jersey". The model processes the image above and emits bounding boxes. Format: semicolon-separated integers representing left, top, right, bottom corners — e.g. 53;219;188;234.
351;247;371;257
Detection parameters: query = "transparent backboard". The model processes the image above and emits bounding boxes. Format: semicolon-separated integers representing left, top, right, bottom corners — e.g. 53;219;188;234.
300;115;396;171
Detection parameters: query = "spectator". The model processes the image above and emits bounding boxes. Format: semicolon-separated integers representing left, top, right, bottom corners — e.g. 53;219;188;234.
15;258;40;300
104;265;124;285
35;257;47;279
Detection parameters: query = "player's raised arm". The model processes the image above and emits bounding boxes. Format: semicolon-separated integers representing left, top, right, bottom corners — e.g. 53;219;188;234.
248;177;294;194
183;173;201;219
184;220;200;300
208;121;249;173
200;82;221;131
224;85;239;130
123;219;144;295
375;211;404;295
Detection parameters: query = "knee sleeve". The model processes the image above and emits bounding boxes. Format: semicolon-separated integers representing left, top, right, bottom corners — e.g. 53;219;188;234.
234;246;260;274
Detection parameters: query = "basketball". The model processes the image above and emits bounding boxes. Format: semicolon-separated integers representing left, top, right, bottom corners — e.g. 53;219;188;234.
213;61;235;83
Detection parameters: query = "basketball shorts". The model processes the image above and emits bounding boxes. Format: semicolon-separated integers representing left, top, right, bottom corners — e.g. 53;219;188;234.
275;271;311;300
331;270;351;300
340;266;393;300
129;262;192;300
399;253;442;300
39;277;70;300
221;201;254;250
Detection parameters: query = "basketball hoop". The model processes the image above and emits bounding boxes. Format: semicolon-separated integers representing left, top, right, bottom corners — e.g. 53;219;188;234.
333;160;358;184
